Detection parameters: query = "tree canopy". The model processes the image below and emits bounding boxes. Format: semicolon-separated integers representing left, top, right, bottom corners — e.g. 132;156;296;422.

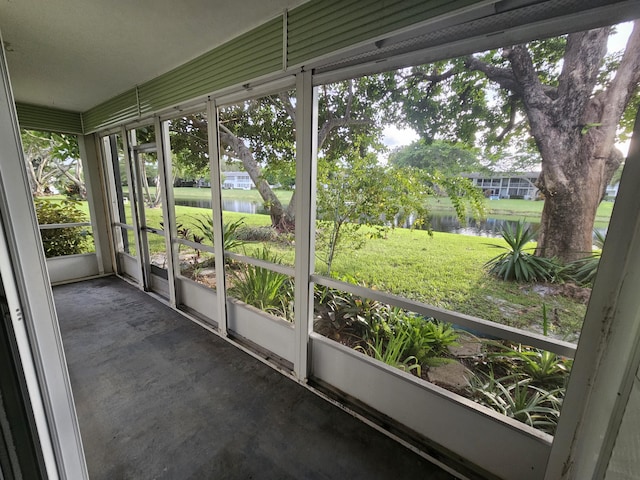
388;139;488;176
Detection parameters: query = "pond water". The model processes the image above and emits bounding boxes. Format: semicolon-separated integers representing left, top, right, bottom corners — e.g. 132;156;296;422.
175;198;606;239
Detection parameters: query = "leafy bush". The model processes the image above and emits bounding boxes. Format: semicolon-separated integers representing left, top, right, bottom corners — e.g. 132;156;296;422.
401;316;459;363
561;230;605;287
236;225;279;242
192;215;246;252
485;220;560;282
34;199;91;258
468;373;563;434
229;247;293;321
487;343;572;388
355;329;421;377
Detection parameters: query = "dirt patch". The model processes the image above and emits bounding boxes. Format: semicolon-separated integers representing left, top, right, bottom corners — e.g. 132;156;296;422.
521;282;591;304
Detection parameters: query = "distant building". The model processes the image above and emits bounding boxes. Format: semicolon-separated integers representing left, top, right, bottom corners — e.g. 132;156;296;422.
222;171;254;190
605;182;620;200
463;172;541;200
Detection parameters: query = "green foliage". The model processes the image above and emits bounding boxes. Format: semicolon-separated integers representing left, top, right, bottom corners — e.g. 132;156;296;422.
468;373;563;434
316;150;486;274
34;199;91;257
236;225;277;242
388;139;487;176
229;247;293;321
560;230;605;287
487;343;572;388
485;220;560;282
356;329;422;377
192;215;246;252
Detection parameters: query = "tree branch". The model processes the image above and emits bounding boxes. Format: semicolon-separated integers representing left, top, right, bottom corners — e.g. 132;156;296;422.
464;56;522;94
593;20;640;156
317;118;372;150
496;96;518;142
276;93;296;123
504;46;554;111
557;27;611;127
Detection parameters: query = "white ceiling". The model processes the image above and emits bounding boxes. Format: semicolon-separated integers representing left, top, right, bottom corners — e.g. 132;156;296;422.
0;0;309;112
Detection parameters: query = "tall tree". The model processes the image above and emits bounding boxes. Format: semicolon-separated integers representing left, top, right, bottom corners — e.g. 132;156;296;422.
388;139;487;176
21;130;85;198
399;22;640;262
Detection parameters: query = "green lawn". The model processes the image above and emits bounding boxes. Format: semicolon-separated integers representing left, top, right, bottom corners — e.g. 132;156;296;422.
143;204;587;340
40;195;592;340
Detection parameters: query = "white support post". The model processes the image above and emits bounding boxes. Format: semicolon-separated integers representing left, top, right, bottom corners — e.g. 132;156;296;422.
545;109;640;479
155;117;178;306
0;33;88;479
77;134;112;275
293;69;318;381
100;135;124;272
207;99;228;335
122;127;145;288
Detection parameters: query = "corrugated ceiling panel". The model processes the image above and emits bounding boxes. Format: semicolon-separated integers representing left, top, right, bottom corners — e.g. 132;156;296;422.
82;89;138;133
287;0;479;66
138;17;283;113
15;103;83;134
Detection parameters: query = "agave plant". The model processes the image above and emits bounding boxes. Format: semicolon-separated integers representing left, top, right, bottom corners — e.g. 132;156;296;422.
485;220;559;282
561;229;606;287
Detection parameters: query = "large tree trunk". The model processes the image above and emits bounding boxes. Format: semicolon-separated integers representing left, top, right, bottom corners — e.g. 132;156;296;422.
502;24;639;263
219;126;293;231
536;157;603;262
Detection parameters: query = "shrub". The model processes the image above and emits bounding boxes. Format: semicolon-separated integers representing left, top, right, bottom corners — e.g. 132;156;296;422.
485;220;560;282
468;373;563;434
192;215;246;252
401;316;459;363
229;247;293;321
236;225;279;242
561;230;605;287
34;199;91;258
355;328;422;377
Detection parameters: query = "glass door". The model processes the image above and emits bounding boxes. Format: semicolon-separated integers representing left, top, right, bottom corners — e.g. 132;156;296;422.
128;124;172;298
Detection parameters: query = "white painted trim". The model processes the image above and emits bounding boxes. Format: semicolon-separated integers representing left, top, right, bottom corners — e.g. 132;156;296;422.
46;254;99;284
207;99;229;336
311;333;551;480
0;33;88;479
293;70;317;380
227;299;295;363
545;107;640;479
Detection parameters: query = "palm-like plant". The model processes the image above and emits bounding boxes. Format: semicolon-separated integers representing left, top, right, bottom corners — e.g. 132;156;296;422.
469;373;563;434
229;247;293;321
485;220;559;282
192;215;246;252
562;229;606;287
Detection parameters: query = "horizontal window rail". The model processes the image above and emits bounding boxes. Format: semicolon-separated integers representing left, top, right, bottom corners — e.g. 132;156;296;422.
38;222;91;230
311;274;577;358
144;226;164;236
224;251;295;277
113;222;134;230
175;237;215;254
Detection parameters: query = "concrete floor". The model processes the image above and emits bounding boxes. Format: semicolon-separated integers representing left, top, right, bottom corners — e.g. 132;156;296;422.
54;276;455;479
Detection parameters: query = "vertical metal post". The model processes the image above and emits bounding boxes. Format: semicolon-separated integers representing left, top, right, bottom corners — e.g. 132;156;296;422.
546;109;640;479
77;134;112;275
121;127;145;288
207;99;228;335
154;117;178;306
293;69;318;381
106;135;127;255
